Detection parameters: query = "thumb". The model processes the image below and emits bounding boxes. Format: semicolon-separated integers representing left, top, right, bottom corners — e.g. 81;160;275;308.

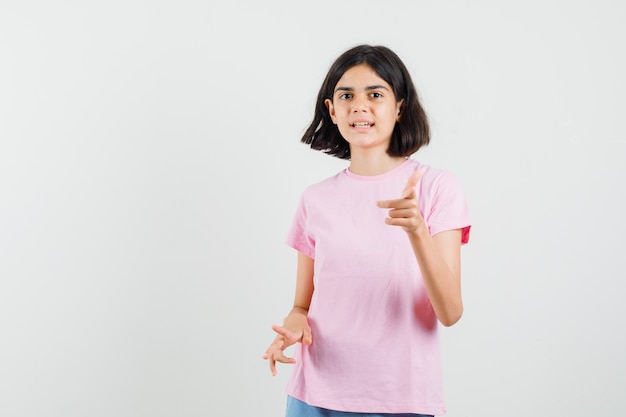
401;169;424;199
301;327;313;346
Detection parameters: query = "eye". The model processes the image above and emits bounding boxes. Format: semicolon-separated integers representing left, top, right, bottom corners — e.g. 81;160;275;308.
339;93;352;100
370;92;383;99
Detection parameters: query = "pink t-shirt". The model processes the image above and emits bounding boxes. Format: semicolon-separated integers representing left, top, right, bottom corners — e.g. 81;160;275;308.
285;158;471;415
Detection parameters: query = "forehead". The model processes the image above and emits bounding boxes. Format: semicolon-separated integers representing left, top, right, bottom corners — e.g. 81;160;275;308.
335;64;390;90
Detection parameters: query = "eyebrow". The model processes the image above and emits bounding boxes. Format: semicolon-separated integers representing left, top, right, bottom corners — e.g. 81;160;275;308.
334;85;390;94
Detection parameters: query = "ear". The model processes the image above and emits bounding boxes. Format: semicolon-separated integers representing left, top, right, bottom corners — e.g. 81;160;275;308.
396;99;404;122
325;98;337;124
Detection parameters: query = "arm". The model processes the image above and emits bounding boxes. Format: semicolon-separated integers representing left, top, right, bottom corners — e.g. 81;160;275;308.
263;252;315;375
377;170;464;327
406;228;463;327
292;251;315;315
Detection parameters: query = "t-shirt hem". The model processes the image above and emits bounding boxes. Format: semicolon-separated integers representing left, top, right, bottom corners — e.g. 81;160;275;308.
430;223;471;245
287;390;446;415
285;238;315;259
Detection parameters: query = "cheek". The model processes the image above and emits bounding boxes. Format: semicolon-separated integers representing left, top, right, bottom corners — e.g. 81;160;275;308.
334;109;353;123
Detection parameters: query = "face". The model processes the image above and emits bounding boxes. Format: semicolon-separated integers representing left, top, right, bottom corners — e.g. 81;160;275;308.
325;64;403;155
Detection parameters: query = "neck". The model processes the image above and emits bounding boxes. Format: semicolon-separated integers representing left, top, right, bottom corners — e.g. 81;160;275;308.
348;151;407;176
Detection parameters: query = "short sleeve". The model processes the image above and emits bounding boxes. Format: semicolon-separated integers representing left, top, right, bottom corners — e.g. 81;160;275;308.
424;170;471;244
286;192;316;258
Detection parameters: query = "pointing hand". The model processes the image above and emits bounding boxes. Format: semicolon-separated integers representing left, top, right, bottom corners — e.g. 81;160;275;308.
376;169;425;233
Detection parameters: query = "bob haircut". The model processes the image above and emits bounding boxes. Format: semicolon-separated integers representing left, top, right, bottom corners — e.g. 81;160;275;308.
301;44;430;160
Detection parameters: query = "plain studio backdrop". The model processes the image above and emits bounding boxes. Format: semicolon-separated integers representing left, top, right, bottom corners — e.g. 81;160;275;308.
1;1;624;416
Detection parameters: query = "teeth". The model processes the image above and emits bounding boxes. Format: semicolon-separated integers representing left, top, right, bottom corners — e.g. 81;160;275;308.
353;122;370;127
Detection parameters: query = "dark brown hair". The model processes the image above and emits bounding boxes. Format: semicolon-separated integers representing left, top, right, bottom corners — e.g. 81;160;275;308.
301;44;430;160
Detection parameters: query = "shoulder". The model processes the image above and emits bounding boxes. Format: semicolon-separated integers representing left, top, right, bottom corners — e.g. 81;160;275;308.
301;170;345;197
409;160;468;212
409;159;464;190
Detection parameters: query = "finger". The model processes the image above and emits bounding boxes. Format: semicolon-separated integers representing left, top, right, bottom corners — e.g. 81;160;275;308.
385;219;418;232
263;337;286;360
271;324;295;340
267;350;290;375
270;351;296;376
385;217;409;227
401;185;415;200
376;199;392;208
401;169;424;199
274;353;296;365
271;323;286;334
377;197;416;209
301;326;313;346
269;355;277;376
377;198;409;209
386;207;419;219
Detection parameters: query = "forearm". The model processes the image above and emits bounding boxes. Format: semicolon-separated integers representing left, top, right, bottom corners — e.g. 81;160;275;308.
287;306;309;318
407;227;463;327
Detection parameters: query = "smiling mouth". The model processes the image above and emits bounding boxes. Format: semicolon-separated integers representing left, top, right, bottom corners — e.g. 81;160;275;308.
351;122;372;128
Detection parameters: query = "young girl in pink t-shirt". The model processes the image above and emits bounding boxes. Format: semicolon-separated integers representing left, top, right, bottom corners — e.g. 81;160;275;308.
263;44;471;417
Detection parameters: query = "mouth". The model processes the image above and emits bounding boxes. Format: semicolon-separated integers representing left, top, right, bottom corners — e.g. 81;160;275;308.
351;121;373;128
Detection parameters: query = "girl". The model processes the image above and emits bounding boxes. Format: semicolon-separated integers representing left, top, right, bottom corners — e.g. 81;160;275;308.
263;44;471;417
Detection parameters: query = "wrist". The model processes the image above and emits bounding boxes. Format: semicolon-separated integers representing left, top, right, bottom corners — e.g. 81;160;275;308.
405;221;429;237
288;306;309;317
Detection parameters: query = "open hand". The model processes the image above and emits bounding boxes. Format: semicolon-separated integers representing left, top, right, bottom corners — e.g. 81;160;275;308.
262;320;312;376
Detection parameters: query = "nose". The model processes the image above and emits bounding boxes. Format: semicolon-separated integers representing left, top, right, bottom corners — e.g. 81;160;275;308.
351;94;368;112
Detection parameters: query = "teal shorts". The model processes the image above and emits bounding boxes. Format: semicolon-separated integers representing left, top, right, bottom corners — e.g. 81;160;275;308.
285;396;434;417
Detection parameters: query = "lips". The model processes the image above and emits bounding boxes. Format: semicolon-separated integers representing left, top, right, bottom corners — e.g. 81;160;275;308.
351;121;372;128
